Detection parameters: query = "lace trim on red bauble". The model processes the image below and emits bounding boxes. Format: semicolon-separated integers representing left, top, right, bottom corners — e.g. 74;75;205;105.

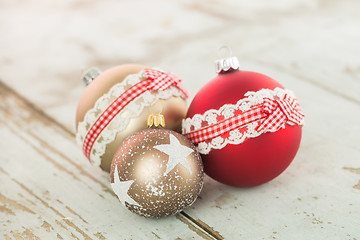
182;88;305;154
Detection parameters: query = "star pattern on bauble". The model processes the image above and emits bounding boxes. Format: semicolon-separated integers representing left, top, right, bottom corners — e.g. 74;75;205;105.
153;133;194;175
111;165;140;207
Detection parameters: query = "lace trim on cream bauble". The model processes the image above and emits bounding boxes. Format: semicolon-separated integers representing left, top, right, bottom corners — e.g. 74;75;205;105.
76;70;186;166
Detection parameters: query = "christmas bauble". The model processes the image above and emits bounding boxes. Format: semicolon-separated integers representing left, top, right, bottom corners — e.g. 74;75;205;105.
75;64;188;172
182;56;305;187
110;128;203;218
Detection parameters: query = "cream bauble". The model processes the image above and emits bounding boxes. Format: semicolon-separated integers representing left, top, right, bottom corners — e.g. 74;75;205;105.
76;64;188;171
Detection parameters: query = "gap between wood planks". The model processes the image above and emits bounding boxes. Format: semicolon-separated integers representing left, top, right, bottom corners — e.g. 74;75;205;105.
0;80;224;240
248;59;360;106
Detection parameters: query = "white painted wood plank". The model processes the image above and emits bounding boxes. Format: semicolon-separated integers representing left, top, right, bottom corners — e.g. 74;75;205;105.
161;1;360;106
1;0;360;239
4;0;356;130
0;85;215;240
0;0;224;131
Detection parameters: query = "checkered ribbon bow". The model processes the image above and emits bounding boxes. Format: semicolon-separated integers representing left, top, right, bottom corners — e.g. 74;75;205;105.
144;69;189;98
182;88;305;154
183;91;304;146
256;94;305;132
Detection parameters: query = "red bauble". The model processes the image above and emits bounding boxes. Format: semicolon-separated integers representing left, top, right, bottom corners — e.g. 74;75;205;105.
184;59;303;187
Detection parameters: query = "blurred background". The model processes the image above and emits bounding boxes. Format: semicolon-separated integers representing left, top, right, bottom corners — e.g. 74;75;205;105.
1;0;359;130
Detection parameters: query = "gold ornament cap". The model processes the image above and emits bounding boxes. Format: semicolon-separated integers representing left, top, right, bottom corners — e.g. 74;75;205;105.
147;101;166;128
147;113;165;128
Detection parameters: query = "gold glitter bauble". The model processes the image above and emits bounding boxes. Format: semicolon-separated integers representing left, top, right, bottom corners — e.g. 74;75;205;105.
75;64;188;172
110;128;204;218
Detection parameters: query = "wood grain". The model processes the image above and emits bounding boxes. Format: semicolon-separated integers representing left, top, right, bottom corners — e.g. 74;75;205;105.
1;1;360;239
0;82;219;239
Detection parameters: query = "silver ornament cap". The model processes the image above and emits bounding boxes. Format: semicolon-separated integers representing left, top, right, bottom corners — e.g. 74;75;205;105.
215;56;240;74
82;67;102;86
215;46;240;73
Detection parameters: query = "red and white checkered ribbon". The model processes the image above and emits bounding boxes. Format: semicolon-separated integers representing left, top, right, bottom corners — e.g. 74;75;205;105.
256;94;304;132
184;105;265;144
145;69;189;98
184;93;304;145
82;68;187;160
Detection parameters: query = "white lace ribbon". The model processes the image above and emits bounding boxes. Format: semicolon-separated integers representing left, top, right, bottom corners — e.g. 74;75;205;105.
76;69;186;166
182;88;304;154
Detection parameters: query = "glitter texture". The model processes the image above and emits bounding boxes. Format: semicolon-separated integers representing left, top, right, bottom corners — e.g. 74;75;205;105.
110;128;204;218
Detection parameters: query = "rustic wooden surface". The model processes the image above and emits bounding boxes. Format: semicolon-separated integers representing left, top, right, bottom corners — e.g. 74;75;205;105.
1;0;360;239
